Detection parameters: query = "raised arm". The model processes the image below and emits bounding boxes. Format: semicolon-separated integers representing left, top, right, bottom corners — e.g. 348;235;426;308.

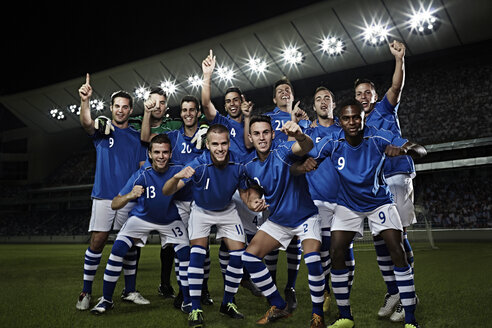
385;141;427;159
386;40;406;106
241;95;254;150
201;49;218;122
281;121;314;157
162;166;195;196
140;97;158;143
79;73;95;134
111;185;144;210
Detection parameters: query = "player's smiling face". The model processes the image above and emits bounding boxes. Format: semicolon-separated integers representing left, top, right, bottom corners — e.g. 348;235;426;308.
273;84;293;108
180;101;200;128
355;83;377;114
340;105;364;138
149;142;171;172
111;97;133;124
224;91;241;118
206;131;230;166
314;89;334;119
150;93;168;119
249;121;274;155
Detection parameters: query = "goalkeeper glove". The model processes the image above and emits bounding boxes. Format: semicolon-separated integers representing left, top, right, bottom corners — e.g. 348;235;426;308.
94;116;114;135
191;124;209;149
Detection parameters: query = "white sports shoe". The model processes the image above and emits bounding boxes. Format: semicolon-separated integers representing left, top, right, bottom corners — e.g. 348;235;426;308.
90;297;114;315
122;291;150;305
390;294;419;322
378;293;400;317
76;292;91;310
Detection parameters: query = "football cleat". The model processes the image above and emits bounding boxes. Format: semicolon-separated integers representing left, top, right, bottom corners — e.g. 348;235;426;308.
310;313;325;328
284;287;297;312
256;305;291;325
90;297;114;315
240;277;263;297
404;323;421;328
391;294;419;322
327;317;355;328
174;289;184;309
158;284;176;299
76;292;91;310
181;302;192;314
201;286;214;305
188;309;204;328
323;290;331;314
219;302;244;319
378;293;400;317
121;291;150;305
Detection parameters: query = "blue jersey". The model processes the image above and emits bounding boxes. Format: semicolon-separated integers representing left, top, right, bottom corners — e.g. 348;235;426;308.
304;124;341;203
119;164;182;225
243;141;318;228
264;107;311;142
311;126;408;212
91;126;147;200
167;127;204;165
366;95;415;177
210;110;252;158
184;150;245;211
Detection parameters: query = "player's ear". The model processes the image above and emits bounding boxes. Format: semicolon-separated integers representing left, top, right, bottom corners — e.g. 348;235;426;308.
273;97;277;105
205;139;210;150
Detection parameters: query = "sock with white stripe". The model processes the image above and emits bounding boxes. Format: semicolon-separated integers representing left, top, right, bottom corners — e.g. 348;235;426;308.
188;245;206;310
304;252;325;316
394;265;417;324
345;241;355;291
203;245;211;291
219;240;230;281
320;228;331;292
102;236;134;302
403;232;414;270
285;238;301;289
82;247;102;294
242;251;286;309
374;238;399;295
331;268;353;320
222;248;245;304
264;249;279;285
123;246;138;293
175;244;191;305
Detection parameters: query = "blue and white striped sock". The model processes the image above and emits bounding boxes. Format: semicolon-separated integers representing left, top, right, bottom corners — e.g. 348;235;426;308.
264;249;279;285
242;251;286;309
403;232;414;270
82;247;102;294
304;252;325;316
374;238;399;295
223;248;245;304
188;245;206;310
394;265;417;324
123;246;138;293
345;241;355;290
320;228;331;292
331;268;353;320
219;240;230;281
286;238;301;289
102;236;134;302
175;244;191;305
203;245;211;287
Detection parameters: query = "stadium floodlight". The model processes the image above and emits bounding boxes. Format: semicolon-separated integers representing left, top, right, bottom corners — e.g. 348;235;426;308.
282;46;304;65
90;99;105;111
363;24;389;46
50;109;66;120
248;57;267;74
135;86;151;100
320;36;346;56
408;8;440;35
68;104;80;115
188;75;203;88
216;66;234;82
160;80;177;96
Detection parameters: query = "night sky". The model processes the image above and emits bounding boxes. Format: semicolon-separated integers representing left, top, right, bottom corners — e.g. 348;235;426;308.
1;0;325;96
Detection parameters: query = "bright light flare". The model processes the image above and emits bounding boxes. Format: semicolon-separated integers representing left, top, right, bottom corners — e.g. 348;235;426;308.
282;46;304;65
216;66;234;82
363;24;389;46
50;109;65;120
90;99;105;111
320;36;346;56
68;104;80;115
188;75;203;88
160;80;177;96
248;57;267;74
409;9;440;35
135;86;151;100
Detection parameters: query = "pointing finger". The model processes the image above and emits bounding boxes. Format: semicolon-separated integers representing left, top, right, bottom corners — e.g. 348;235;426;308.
86;73;90;85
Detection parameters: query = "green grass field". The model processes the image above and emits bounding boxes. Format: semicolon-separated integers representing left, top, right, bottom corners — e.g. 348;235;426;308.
1;242;491;328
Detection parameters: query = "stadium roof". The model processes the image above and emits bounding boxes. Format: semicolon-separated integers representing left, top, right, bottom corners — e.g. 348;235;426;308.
1;0;491;134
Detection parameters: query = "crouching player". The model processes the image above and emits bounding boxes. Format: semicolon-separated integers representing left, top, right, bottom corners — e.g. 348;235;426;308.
311;99;425;328
90;134;191;314
241;115;326;328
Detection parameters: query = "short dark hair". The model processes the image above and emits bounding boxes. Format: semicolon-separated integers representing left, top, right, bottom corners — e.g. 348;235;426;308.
150;87;168;99
313;86;335;102
337;98;364;117
180;95;200;111
206;123;229;138
148;133;171;151
354;78;376;91
224;87;242;98
249;114;272;130
111;90;133;108
273;77;293;98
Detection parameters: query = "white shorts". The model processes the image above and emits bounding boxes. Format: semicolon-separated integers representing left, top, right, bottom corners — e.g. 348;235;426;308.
232;190;264;235
188;201;246;243
118;216;189;247
314;200;336;229
386;174;417;227
88;199;135;232
332;204;403;238
259;215;321;251
175;200;192;228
